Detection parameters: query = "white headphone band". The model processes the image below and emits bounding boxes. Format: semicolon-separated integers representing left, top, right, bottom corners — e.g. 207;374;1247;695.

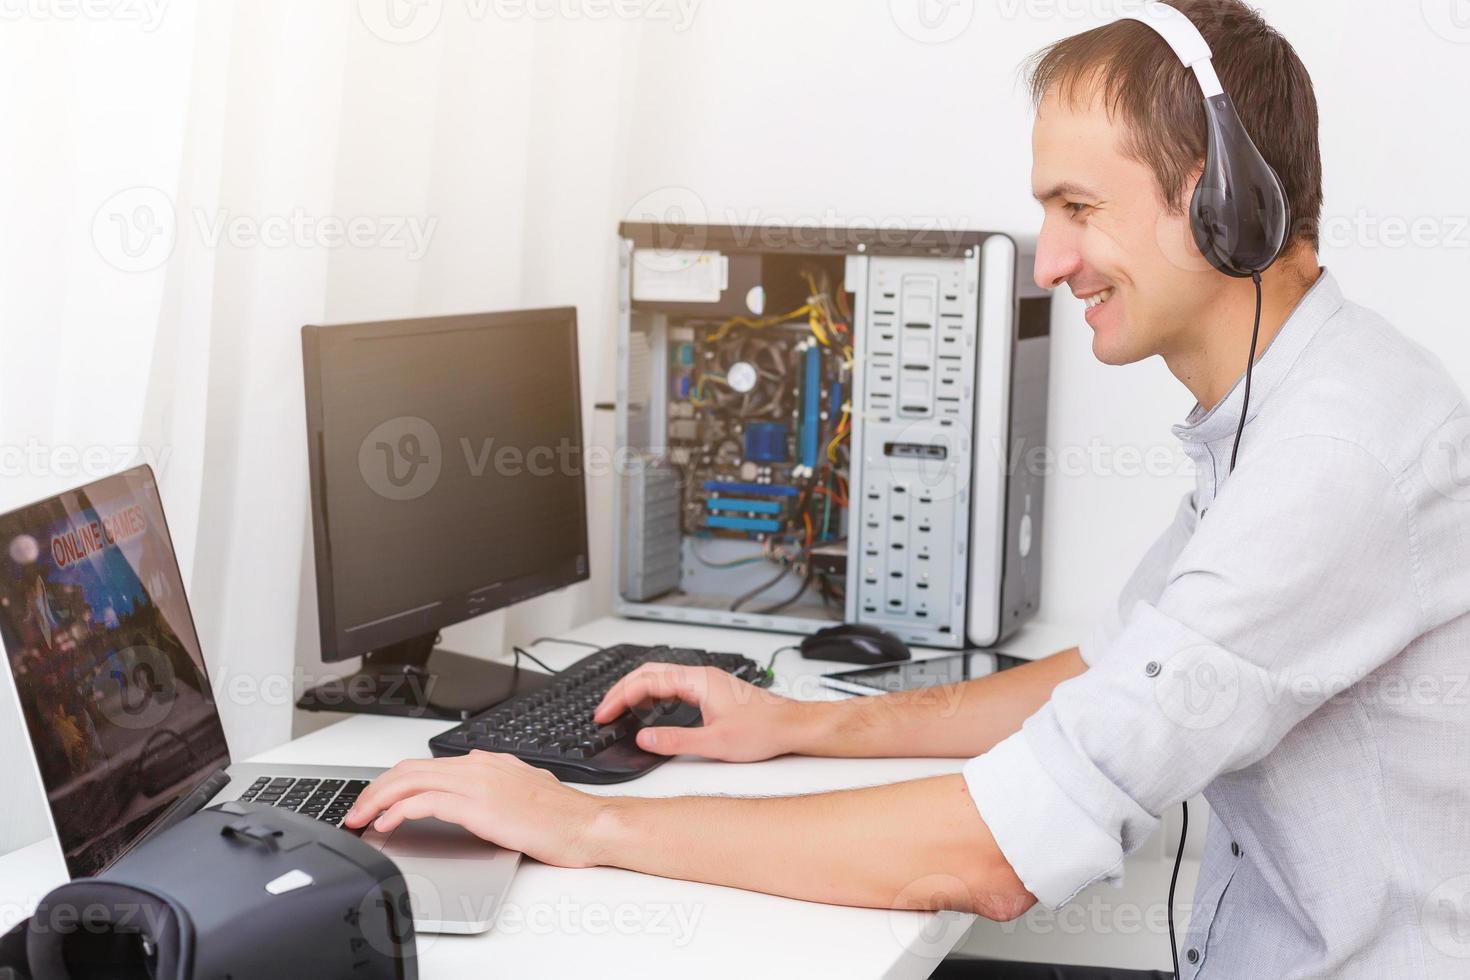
1118;3;1225;99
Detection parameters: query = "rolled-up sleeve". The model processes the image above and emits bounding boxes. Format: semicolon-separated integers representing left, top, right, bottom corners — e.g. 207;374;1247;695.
965;435;1425;909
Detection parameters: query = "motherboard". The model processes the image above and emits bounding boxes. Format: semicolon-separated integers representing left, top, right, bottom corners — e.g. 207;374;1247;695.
662;270;852;613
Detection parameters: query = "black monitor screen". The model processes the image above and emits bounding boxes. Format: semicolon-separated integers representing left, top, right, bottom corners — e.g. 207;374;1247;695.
0;467;230;877
307;309;589;660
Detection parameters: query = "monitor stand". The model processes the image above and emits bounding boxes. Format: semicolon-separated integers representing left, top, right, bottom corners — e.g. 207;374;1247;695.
296;634;552;721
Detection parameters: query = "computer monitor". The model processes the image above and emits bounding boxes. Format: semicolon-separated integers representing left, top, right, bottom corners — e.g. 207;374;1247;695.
298;307;589;719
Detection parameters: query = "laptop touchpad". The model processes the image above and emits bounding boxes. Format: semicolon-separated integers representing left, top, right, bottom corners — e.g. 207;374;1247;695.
366;817;505;859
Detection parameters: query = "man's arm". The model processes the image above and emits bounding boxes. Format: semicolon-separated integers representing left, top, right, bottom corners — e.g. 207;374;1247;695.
592;646;1086;762
344;753;1035;920
796;647;1086;758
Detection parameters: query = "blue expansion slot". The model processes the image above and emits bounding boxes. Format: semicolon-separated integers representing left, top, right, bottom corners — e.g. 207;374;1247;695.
706;498;782;515
702;481;800;497
704;515;782;534
800;345;821;469
829;381;843;421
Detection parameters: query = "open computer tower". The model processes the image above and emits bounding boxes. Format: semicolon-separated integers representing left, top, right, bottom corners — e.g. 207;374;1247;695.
613;223;1051;649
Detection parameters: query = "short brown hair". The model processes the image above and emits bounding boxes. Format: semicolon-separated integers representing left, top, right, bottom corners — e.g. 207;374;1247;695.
1026;0;1322;250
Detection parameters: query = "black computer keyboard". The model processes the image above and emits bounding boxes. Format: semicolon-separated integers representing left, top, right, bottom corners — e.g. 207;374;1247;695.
237;776;369;828
427;643;771;783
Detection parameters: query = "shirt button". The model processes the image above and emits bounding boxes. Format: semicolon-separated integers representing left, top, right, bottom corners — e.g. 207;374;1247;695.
1187;948;1200;964
1232;841;1242;857
1144;661;1161;677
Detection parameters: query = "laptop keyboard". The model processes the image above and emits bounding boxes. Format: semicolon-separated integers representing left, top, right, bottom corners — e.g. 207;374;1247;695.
237;776;369;828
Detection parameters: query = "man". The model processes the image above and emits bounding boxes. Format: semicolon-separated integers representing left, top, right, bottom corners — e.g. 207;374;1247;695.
346;2;1470;976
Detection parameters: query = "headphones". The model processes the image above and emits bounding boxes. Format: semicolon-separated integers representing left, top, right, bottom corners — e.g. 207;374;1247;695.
1121;2;1291;278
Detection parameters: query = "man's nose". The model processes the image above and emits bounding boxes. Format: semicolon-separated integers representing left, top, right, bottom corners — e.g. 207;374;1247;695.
1033;217;1082;291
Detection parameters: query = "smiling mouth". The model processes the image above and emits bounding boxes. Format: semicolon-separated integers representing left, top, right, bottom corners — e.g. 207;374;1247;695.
1083;288;1114;311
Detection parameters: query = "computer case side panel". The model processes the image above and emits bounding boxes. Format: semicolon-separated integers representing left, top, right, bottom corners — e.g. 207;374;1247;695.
998;276;1051;645
966;240;1051;649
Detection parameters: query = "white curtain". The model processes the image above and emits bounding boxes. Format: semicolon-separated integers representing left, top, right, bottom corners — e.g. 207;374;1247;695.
1;0;644;855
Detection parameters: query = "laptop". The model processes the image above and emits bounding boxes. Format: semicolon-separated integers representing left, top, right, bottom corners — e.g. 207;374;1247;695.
0;465;519;934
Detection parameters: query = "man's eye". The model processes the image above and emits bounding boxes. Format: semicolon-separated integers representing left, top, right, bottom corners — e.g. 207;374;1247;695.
1064;201;1092;216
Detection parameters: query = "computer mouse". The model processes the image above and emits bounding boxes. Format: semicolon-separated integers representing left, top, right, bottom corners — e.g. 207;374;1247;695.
799;623;912;666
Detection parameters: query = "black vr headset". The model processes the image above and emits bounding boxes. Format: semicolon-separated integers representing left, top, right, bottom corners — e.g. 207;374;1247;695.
0;803;417;980
1123;2;1291;278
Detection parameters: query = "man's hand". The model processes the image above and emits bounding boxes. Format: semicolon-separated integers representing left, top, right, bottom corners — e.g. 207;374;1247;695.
343;752;604;868
593;663;812;762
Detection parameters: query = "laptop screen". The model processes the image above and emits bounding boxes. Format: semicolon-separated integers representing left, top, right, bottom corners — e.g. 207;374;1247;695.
0;466;229;877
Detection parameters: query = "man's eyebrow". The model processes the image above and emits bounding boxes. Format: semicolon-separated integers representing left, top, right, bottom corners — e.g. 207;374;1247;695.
1032;181;1099;203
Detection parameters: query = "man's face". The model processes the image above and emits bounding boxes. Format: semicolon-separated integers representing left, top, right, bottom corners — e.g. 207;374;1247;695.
1031;83;1221;365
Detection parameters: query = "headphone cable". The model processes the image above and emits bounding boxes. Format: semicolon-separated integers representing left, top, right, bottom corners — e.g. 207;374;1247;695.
1167;270;1263;975
1167;800;1190;977
1229;272;1265;472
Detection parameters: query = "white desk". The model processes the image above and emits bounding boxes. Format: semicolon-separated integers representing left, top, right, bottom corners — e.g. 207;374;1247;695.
0;616;1194;977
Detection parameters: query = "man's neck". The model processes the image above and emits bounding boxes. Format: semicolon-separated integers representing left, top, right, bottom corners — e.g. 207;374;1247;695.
1163;250;1323;412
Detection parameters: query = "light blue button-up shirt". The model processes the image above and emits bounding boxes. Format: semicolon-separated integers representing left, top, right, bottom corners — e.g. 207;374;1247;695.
965;270;1470;978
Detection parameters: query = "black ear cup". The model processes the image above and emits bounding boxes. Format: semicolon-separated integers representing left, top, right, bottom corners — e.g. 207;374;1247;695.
1190;94;1291;277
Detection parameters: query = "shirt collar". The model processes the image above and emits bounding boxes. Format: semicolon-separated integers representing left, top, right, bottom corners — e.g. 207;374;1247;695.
1173;267;1344;448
